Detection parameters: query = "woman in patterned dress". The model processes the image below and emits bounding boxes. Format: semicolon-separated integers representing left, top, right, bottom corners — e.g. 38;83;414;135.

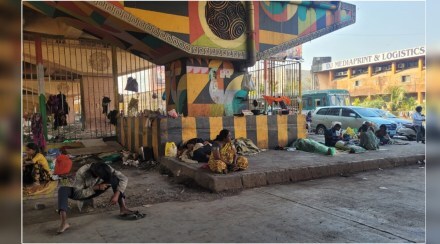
208;129;248;174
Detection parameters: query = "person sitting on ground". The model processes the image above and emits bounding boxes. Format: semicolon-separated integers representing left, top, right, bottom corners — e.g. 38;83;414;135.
56;162;139;234
208;129;248;174
359;123;380;150
53;147;73;178
358;121;375;136
375;124;392;145
324;122;343;147
23;143;52;186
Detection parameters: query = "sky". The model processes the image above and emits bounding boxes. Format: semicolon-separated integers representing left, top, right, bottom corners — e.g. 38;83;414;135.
301;1;426;69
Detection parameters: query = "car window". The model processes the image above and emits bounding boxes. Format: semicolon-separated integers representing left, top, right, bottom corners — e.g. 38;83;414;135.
353;108;380;117
341;108;355;117
316;108;329;115
327;108;341;116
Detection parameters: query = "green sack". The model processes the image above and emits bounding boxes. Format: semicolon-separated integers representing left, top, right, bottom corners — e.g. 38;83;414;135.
293;138;335;156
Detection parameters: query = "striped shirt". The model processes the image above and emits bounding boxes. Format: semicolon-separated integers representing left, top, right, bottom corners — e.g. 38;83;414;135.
72;164;128;199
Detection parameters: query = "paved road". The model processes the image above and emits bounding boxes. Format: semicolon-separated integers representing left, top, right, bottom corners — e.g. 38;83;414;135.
23;165;425;243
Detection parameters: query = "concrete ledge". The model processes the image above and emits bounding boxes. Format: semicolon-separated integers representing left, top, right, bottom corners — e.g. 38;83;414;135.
160;142;425;192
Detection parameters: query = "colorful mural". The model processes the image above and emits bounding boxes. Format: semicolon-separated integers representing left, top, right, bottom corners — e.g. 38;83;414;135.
166;60;188;115
165;58;248;117
24;1;355;64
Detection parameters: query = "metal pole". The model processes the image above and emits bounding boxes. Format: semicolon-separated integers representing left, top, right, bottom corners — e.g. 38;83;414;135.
112;45;119;116
35;36;48;141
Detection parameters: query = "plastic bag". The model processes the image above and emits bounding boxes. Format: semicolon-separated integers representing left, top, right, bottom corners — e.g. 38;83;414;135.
165;142;177;157
167;109;178;118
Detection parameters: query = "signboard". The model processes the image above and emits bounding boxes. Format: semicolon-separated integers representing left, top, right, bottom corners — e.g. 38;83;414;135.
320;46;425;71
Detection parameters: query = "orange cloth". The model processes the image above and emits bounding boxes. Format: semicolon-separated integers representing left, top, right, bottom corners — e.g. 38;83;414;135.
54;154;72;175
262;95;291;105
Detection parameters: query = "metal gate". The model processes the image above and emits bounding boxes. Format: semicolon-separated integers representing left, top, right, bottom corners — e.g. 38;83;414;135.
247;59;302;112
23;33;165;142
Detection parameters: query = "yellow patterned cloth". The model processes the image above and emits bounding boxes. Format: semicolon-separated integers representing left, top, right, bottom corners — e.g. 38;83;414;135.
208;142;248;173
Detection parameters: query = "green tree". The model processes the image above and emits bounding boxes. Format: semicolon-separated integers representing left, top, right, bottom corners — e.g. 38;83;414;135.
385;86;406;112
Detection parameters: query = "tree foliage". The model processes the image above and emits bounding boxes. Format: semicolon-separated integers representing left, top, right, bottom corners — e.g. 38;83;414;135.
353;85;422;113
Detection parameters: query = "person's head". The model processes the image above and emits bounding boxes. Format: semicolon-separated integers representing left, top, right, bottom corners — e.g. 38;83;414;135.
186;143;195;151
89;162;112;183
416;105;423;113
25;143;39;157
215;129;231;142
379;124;387;131
332;121;342;131
307;111;312;116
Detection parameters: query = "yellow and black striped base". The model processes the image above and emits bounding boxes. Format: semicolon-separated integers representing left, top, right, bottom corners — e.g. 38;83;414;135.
118;115;306;160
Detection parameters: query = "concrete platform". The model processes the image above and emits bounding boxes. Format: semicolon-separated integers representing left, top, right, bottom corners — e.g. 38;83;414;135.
160;141;425;192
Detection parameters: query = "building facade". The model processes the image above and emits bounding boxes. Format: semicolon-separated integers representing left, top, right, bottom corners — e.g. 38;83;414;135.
311;46;425;104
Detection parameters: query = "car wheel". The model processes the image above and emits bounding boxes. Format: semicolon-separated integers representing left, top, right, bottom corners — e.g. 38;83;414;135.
316;125;326;135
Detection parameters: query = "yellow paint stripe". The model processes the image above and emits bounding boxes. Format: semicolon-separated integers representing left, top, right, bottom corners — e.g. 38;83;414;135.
209;117;223;141
124;7;189;34
134;117;139;152
277;115;288;147
256;116;268;149
127;117;132;151
233;117;247;139
182;117;197;142
259;30;298;45
297;114;307;139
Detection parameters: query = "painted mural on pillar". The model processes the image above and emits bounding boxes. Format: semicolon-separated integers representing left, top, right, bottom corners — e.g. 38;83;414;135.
166;60;188;115
189;1;247;51
185;59;248;117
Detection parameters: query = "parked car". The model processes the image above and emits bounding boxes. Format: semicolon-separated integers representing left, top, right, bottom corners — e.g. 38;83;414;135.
311;106;398;136
371;108;412;129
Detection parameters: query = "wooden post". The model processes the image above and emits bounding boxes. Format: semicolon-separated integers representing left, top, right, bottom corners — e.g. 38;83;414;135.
111;46;119;111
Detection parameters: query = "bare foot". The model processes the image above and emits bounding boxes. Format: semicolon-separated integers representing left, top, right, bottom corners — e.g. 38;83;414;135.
57;223;70;234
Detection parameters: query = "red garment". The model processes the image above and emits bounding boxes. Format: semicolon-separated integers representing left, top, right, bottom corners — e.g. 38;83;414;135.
262;95;291;105
54;154;72;175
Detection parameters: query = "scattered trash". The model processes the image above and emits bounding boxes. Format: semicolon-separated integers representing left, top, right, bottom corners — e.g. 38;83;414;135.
176;170;181;177
419;166;425;169
378;168;383;170
362;177;368;180
286;147;296;152
379;186;388;190
180;189;185;194
123;159;139;167
143;204;152;208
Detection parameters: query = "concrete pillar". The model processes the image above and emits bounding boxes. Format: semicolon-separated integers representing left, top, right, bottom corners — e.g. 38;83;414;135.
368;65;372;77
165;58;248;117
347;68;352;79
418;57;424;71
329;70;333;81
391;62;396;74
417;92;423;104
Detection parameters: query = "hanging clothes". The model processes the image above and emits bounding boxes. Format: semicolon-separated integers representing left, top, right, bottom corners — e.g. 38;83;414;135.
107;110;118;126
125;77;139;92
102;96;111;114
46;93;70;130
31;113;46;151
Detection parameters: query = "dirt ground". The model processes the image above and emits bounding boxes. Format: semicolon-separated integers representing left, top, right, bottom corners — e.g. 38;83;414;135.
23;160;241;226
